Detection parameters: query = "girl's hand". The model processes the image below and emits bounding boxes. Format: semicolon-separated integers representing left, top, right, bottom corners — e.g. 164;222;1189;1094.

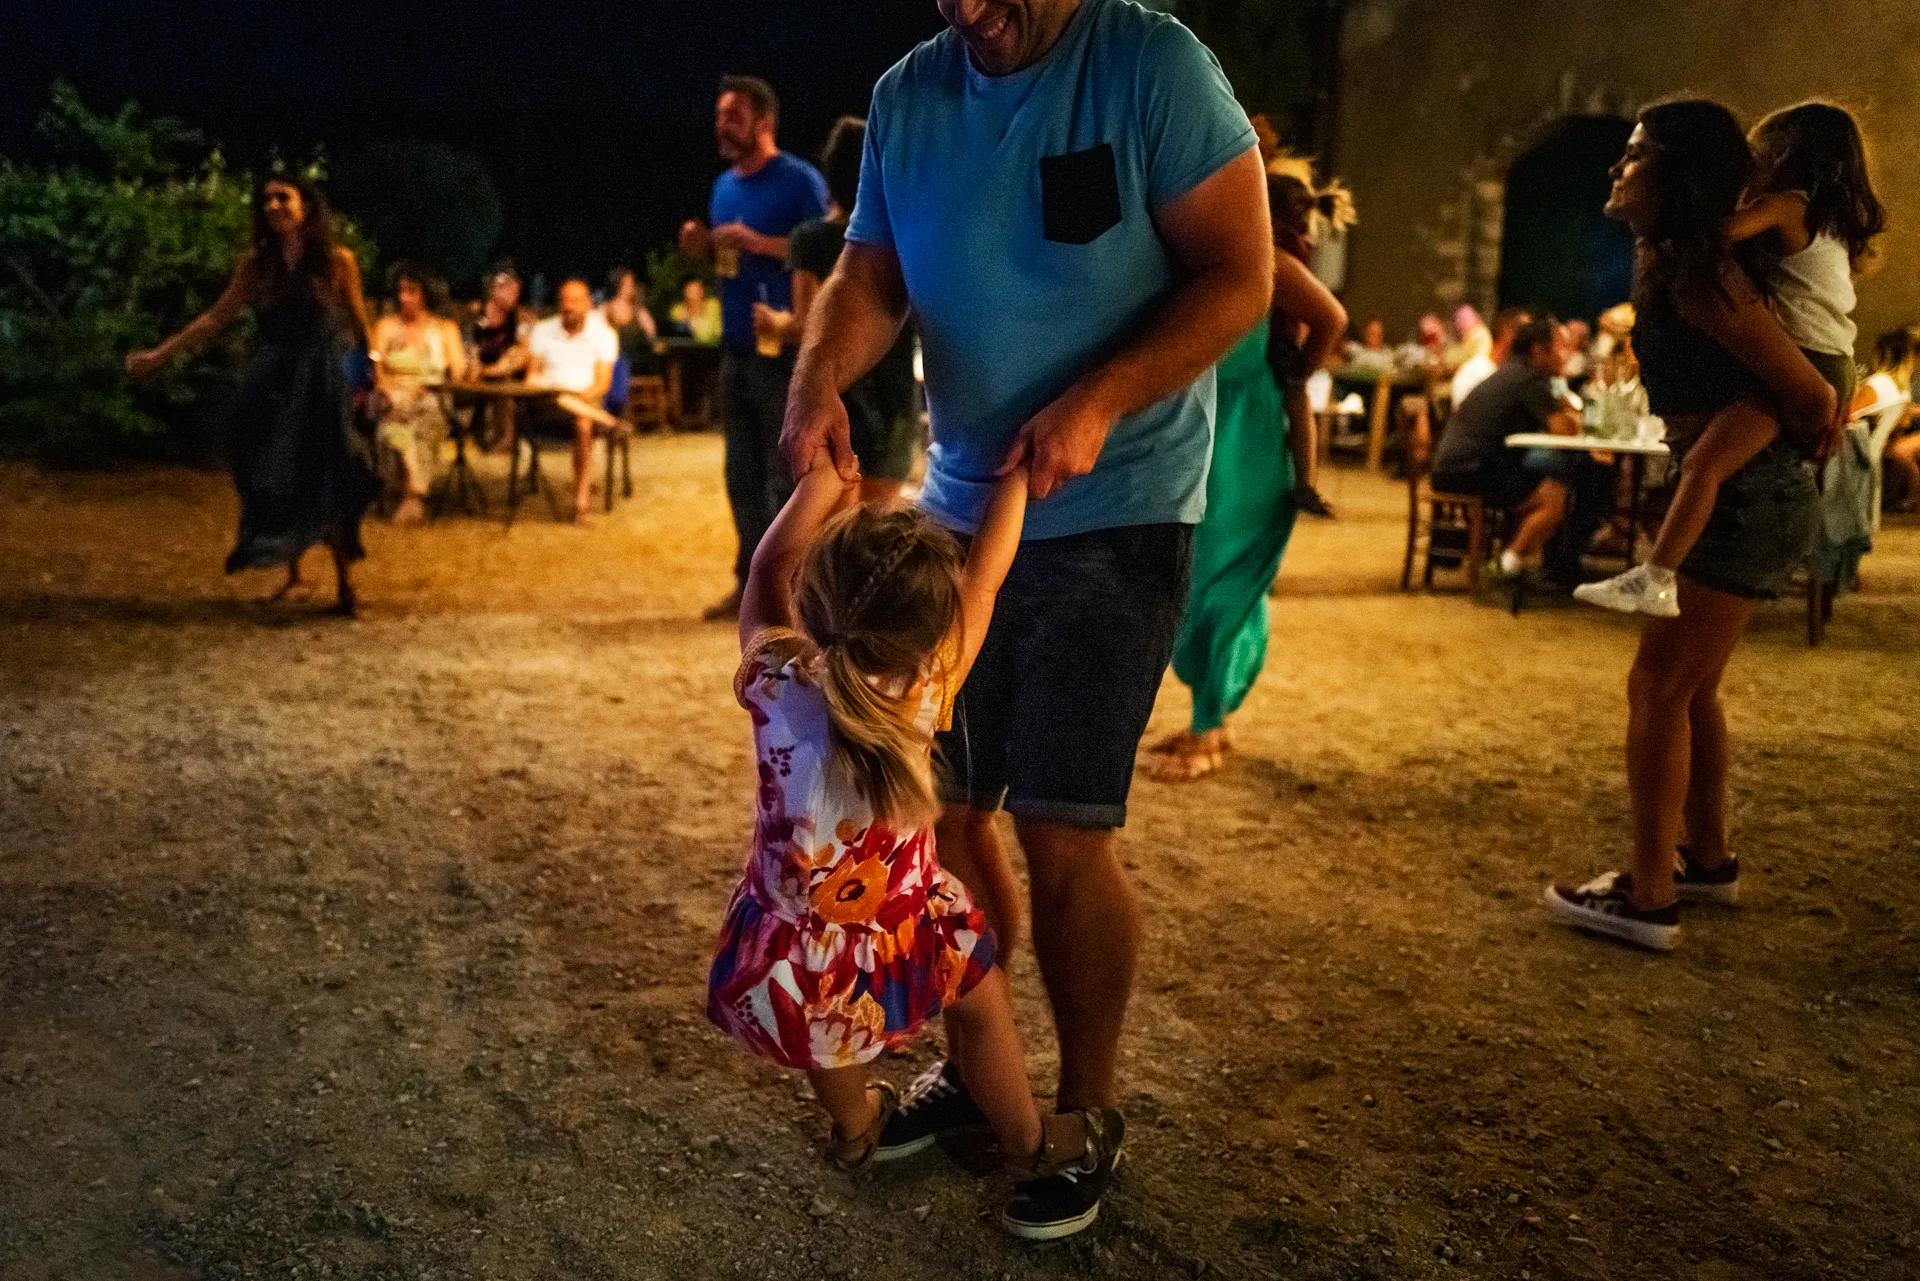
125;349;165;380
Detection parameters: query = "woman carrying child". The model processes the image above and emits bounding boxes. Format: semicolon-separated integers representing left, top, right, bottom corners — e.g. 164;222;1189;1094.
1577;101;1883;616
1544;100;1844;952
706;459;1121;1239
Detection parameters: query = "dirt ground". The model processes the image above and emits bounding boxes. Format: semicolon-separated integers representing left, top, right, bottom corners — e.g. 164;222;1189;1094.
2;436;1916;1281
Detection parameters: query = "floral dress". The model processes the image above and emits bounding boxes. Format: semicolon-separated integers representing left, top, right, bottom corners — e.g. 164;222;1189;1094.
707;642;997;1071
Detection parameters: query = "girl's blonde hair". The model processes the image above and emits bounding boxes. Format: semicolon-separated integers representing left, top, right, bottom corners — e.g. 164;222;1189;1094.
1267;152;1357;244
754;505;964;826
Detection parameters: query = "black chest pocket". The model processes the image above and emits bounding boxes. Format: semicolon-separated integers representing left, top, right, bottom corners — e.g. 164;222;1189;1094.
1040;144;1122;245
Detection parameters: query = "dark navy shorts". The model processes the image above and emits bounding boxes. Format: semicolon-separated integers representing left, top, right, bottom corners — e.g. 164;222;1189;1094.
936;522;1193;829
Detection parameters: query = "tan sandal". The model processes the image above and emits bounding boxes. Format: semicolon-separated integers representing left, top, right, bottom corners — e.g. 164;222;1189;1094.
824;1080;900;1173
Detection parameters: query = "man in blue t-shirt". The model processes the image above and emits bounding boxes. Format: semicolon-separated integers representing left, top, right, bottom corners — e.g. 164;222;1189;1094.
778;0;1271;1240
679;75;828;617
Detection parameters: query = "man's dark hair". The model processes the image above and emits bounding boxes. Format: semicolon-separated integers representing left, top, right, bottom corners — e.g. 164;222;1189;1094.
1510;316;1559;361
719;75;779;125
819;117;866;213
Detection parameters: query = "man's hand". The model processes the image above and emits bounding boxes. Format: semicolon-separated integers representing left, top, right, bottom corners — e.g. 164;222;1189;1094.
999;385;1116;501
781;374;861;484
678;219;713;260
712;221;766;258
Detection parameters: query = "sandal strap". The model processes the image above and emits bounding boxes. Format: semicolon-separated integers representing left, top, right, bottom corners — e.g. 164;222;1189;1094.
824;1080;899;1173
1008;1108;1110;1179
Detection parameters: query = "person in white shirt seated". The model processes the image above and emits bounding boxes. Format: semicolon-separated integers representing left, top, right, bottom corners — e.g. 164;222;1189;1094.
1450;306;1531;407
525;278;618;523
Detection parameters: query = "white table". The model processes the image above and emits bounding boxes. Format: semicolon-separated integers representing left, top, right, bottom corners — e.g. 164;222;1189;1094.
1505;433;1672;564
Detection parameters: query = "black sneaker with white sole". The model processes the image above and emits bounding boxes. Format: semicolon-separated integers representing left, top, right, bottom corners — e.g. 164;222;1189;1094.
1001;1108;1125;1241
1675;847;1740;905
1543;872;1680;951
873;1060;989;1163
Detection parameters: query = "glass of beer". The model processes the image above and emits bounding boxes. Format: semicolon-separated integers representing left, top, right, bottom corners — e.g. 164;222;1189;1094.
715;244;740;279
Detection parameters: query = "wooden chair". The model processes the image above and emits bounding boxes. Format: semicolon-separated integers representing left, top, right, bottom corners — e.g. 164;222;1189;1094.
596;372;668;513
1400;399;1511;603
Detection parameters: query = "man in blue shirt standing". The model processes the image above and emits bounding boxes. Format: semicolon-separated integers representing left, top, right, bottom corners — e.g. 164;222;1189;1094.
680;76;828;619
780;0;1272;1240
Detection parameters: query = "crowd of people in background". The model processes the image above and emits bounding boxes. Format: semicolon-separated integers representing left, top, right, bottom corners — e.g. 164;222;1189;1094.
113;0;1915;1249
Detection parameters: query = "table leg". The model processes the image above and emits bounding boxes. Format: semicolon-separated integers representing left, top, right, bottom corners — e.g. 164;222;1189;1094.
666;358;684;431
1626;453;1646;565
1365;376;1391;472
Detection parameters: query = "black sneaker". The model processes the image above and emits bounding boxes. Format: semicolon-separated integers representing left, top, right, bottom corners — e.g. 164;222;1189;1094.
873;1060;989;1163
1675;847;1740;905
1543;872;1680;951
1001;1108;1125;1241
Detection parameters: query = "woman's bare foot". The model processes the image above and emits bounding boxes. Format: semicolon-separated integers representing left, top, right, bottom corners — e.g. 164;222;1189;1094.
393;494;427;526
1145;728;1230;782
265;577;313;605
1146;730;1195;756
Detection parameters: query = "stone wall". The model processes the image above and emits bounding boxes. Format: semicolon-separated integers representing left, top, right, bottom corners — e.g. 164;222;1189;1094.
1330;0;1920;355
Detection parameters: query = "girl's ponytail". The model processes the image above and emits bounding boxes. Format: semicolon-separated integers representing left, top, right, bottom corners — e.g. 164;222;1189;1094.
814;641;940;827
790;505;964;828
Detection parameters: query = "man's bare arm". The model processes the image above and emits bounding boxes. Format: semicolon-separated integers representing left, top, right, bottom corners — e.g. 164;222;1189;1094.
1004;147;1274;499
781;242;911;480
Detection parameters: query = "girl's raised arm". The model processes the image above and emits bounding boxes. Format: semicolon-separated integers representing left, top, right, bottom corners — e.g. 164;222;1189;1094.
1726;191;1806;247
952;466;1029;683
738;461;856;652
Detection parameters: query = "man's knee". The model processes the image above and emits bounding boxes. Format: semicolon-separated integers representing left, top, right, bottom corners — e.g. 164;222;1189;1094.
1012;818;1121;898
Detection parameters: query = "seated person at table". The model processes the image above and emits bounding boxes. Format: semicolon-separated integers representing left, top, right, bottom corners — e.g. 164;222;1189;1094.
373;262;467;525
525;279;618;523
1450;307;1531;407
1343;318;1393;372
1868;327;1918;512
602;267;663;377
670;277;724;346
472;264;530;378
1432;317;1613;587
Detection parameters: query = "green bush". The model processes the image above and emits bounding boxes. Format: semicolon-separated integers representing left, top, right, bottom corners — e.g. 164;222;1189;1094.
0;84;369;463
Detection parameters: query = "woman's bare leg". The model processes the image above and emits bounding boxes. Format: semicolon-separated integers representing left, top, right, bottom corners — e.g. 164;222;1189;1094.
1625;577;1755;909
327;535;357;618
1682;682;1734;868
267;553;312;603
935;804;1024;959
1647;400;1778;571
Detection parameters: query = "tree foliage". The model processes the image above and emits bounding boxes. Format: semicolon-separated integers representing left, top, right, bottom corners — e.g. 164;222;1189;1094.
1176;0;1321;151
0;84;369;462
334;139;504;293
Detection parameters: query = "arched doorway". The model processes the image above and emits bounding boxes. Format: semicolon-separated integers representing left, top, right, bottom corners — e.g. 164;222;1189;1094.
1498;116;1636;323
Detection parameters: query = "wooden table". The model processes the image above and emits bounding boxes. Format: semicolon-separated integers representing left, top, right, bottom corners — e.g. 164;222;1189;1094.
1505;432;1671;564
1330;365;1430;472
660;339;722;431
432;381;561;519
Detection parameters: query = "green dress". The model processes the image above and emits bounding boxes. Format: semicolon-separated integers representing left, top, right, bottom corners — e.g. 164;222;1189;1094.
1171;317;1298;733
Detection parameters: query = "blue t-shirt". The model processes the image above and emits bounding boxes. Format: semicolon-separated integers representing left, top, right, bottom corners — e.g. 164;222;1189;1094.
709;152;829;354
848;0;1257;539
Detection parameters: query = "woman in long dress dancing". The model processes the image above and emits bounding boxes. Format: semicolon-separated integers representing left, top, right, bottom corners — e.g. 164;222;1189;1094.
127;174;378;615
1148;168;1349;781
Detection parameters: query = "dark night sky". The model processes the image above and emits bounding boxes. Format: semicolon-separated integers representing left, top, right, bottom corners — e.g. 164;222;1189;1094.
2;1;950;290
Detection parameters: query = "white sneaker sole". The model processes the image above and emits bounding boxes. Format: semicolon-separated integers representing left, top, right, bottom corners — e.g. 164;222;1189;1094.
999;1150;1124;1242
1675;879;1740;906
870;1133;940;1163
1543;886;1680;951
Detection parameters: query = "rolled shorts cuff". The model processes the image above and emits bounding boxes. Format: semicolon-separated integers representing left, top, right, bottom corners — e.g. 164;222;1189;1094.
934;783;1125;830
1003;796;1125;830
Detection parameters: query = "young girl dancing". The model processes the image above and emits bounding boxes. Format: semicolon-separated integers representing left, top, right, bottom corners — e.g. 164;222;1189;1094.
705;459;1120;1232
1577;101;1884;616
